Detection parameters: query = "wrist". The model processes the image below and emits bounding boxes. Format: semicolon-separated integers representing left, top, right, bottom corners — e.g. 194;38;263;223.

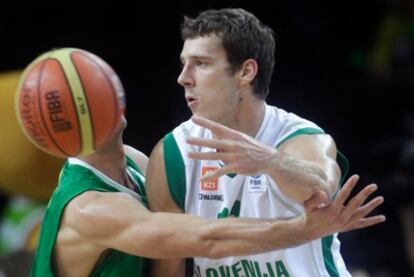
262;147;280;175
285;215;311;246
293;214;313;242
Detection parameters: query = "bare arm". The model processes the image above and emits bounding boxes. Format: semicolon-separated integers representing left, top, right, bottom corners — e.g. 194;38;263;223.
145;139;186;276
64;174;384;259
271;133;341;202
186;116;340;203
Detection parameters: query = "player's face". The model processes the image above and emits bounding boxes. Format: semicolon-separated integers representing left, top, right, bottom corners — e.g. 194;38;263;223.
111;115;126;142
118;115;127;132
178;35;241;124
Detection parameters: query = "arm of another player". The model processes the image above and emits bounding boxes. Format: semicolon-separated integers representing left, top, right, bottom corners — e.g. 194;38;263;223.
64;174;384;259
145;139;186;277
186;116;340;203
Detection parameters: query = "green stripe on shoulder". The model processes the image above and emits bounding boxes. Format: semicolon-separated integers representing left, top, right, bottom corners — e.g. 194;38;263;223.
163;132;186;210
323;151;349;276
336;151;349;186
322;235;340;277
125;155;144;175
125;155;148;208
332;150;349;199
276;127;324;148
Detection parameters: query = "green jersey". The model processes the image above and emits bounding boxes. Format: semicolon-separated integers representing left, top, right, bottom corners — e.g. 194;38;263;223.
31;155;148;277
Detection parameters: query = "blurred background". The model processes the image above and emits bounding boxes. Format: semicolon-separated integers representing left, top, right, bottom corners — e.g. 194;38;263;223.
0;0;412;276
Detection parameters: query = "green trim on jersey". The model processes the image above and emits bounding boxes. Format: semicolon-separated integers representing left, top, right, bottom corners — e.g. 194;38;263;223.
126;155;144;175
336;151;349;190
30;156;147;277
322;150;349;277
322;236;339;277
276;127;324;148
125;155;148;208
163;132;186;210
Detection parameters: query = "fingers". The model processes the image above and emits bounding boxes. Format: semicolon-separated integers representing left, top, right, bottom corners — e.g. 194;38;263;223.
199;163;240;181
341;184;378;219
345;215;386;231
340;186;385;232
188;150;234;161
199;167;228;182
186;136;241;162
304;191;329;212
349;196;384;222
186;137;233;150
191;116;240;138
186;137;219;148
333;175;359;208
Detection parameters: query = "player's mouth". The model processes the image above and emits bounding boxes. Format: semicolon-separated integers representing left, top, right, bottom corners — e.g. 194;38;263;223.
186;96;199;109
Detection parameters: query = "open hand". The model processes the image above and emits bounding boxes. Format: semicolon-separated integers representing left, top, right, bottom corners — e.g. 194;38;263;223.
303;174;385;238
186;116;276;181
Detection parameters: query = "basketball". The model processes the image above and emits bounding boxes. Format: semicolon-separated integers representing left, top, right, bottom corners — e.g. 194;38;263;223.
15;48;126;158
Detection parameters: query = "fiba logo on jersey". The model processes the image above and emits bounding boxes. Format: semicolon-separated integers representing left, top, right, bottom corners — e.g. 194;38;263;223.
201;166;218;191
248;174;267;192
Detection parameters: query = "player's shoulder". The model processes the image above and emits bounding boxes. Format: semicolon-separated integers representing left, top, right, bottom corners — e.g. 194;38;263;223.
171;118;201;137
62;190;105;229
271;105;309;123
123;144;148;159
123;145;149;173
269;104;322;132
66;190;107;210
62;190;135;243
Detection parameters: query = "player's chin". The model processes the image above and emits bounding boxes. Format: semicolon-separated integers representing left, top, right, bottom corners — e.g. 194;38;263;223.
192;111;214;121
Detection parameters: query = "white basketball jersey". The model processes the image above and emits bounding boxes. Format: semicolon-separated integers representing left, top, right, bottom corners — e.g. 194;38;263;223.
164;104;350;277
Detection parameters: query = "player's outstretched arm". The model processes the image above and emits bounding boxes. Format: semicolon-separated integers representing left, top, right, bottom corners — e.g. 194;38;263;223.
64;175;384;260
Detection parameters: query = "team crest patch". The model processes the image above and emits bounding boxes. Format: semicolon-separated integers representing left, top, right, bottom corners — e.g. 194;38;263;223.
201;166;219;191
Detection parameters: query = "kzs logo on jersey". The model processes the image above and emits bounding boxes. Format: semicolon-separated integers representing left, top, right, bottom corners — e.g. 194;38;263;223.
201;166;219;191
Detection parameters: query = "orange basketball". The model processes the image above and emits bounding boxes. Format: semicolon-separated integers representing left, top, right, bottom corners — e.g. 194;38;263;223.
15;48;126;158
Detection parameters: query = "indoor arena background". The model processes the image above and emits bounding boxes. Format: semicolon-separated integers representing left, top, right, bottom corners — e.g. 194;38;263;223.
0;0;412;276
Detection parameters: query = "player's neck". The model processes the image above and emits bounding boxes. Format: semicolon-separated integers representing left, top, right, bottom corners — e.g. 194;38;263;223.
79;142;127;185
226;97;266;138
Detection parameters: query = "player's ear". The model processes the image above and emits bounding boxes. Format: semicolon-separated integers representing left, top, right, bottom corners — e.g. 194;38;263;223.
239;59;258;85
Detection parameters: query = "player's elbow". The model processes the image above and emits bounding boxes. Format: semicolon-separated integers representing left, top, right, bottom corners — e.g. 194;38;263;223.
313;170;334;199
312;160;342;201
299;168;333;203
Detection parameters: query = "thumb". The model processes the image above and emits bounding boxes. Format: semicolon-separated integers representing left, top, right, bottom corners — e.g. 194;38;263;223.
199;167;225;182
304;191;329;212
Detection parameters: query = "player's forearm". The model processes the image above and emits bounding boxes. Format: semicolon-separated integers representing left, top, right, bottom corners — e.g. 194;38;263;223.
265;151;332;203
124;213;309;259
197;216;311;258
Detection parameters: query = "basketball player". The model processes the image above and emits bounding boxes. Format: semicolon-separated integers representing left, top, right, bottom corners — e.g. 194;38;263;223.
31;113;384;277
146;8;385;277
